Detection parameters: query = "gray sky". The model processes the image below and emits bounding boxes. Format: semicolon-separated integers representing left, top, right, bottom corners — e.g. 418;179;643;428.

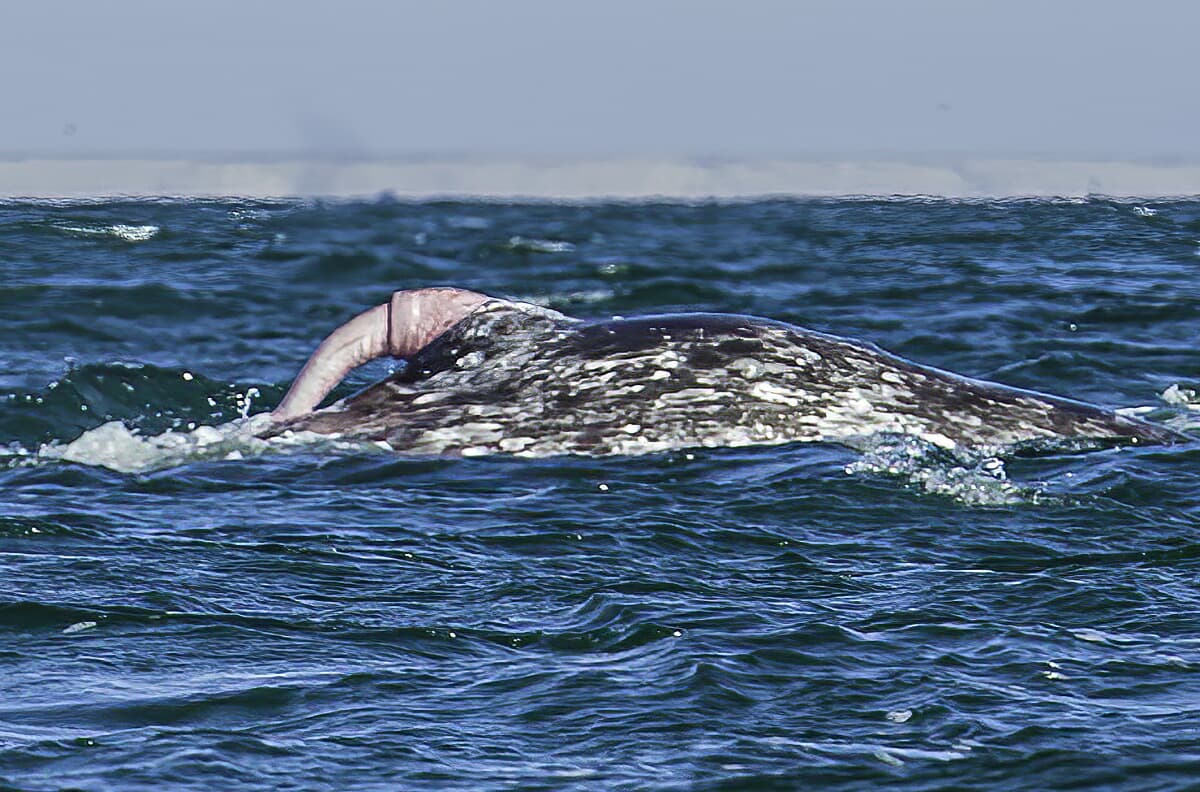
2;0;1197;160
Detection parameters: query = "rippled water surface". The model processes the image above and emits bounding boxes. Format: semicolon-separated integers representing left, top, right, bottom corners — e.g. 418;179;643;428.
3;197;1200;790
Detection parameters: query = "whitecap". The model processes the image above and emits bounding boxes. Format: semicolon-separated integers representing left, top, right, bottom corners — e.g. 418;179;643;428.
507;235;575;253
56;223;159;241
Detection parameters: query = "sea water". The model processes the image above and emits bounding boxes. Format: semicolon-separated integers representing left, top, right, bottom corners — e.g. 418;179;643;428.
2;197;1200;790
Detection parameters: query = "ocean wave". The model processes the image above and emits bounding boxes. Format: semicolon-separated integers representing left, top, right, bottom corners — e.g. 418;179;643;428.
0;362;285;449
55;223;159;241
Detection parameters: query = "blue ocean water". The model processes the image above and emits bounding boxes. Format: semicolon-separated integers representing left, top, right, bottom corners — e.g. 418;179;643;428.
2;197;1200;790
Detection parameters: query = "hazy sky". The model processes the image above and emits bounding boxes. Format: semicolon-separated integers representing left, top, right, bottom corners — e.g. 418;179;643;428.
2;0;1197;160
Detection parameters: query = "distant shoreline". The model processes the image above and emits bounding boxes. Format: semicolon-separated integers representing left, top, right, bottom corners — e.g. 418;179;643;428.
2;157;1199;199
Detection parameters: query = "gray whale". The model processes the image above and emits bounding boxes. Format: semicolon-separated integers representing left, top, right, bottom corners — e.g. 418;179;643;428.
263;288;1184;456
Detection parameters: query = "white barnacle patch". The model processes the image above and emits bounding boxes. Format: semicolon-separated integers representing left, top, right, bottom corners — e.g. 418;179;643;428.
651;350;684;370
847;397;874;415
499;436;534;452
761;360;796;376
917;431;957;450
749;382;802;407
609;437;676;455
456;351;486;368
583;358;623;372
852;382;916;414
459;421;503;433
795;348;822;365
750;420;778;440
657;387;719;404
945;411;983;428
728;357;764;379
648;369;672;381
413;421;505;454
880;371;905;385
620;424;642;434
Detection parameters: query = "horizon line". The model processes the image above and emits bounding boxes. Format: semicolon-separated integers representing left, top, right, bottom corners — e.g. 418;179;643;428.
3;156;1200;200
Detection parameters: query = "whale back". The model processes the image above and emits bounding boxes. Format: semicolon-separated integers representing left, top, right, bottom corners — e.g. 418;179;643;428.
275;302;1181;456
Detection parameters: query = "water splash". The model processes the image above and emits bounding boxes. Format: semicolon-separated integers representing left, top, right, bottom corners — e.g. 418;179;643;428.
844;434;1030;506
35;414;389;474
237;387;262;419
38;415;273;473
1152;383;1200;434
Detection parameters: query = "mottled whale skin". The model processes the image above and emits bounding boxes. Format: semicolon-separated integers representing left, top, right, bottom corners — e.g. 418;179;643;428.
265;291;1183;457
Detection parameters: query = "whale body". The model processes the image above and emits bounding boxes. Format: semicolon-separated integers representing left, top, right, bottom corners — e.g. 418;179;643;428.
263;289;1183;456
